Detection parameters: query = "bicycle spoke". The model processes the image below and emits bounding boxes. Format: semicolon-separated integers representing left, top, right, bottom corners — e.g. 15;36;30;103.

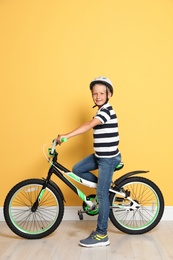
9;183;60;234
109;177;164;234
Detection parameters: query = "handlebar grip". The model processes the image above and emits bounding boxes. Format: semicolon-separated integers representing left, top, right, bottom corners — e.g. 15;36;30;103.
61;137;67;142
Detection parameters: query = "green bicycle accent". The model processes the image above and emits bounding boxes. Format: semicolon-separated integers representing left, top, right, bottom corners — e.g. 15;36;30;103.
68;172;81;182
39;189;45;201
77;189;86;201
84;205;99;215
83;195;99;216
115;162;124;170
61;137;67;142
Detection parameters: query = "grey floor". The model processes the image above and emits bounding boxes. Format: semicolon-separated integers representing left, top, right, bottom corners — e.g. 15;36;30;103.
0;220;173;260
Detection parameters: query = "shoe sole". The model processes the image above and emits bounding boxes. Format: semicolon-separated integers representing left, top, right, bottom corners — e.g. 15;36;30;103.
79;240;110;248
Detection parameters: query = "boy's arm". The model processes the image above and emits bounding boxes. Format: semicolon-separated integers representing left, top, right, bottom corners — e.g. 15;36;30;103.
56;118;101;144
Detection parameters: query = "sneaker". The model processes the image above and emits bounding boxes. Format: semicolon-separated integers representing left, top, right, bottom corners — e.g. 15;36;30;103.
79;231;110;248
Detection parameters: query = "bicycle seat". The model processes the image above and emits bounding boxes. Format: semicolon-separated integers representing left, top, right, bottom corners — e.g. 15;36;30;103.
114;162;124;171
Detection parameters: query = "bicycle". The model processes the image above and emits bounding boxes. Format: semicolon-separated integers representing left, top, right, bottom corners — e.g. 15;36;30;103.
3;139;164;239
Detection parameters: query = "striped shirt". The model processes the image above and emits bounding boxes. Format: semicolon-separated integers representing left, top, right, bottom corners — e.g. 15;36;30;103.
93;103;120;158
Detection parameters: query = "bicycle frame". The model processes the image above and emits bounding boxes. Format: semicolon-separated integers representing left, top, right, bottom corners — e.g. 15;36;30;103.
39;149;148;210
3;141;164;240
46;161;97;208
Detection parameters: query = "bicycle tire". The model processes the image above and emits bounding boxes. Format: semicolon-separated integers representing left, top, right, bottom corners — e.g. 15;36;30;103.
109;176;164;234
3;178;64;239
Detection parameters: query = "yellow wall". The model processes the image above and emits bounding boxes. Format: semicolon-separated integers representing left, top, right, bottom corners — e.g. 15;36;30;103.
0;0;173;207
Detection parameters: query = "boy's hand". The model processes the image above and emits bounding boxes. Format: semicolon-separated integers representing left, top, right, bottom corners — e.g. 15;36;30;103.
56;135;62;145
56;135;67;145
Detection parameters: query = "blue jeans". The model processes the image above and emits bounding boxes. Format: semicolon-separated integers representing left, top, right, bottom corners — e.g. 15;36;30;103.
72;153;121;235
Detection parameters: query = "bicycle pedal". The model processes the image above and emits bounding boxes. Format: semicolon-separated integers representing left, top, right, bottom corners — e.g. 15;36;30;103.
78;210;85;220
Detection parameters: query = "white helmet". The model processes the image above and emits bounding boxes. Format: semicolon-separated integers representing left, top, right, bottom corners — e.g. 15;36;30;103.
89;76;113;95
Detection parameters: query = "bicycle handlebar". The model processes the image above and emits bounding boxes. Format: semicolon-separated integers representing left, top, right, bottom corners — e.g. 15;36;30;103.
51;140;57;154
51;137;68;155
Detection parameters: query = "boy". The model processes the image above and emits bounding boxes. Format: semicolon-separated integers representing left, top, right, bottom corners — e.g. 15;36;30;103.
56;76;121;247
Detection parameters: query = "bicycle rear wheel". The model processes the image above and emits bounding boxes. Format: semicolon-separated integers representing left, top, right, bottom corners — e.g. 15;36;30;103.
3;179;64;239
109;176;164;234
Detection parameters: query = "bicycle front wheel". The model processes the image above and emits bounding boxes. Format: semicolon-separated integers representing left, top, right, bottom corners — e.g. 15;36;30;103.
3;179;64;239
109;177;164;234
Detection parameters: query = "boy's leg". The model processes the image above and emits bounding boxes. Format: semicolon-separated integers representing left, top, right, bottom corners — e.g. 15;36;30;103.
96;154;121;235
79;154;121;247
72;153;98;182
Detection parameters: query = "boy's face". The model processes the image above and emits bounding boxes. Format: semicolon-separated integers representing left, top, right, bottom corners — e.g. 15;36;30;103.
91;84;111;107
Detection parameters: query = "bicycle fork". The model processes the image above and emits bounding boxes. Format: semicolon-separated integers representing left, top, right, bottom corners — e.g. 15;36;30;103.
31;180;49;212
